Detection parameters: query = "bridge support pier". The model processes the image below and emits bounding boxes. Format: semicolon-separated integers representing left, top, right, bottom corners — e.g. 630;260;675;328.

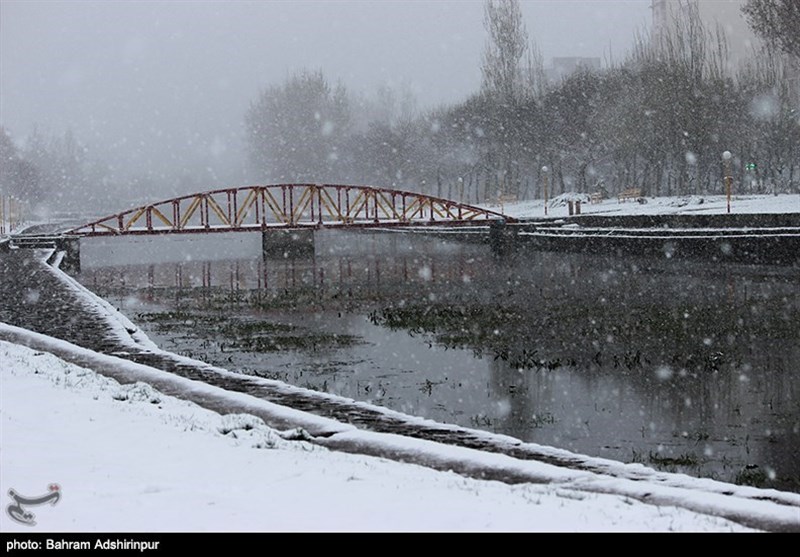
55;237;81;273
488;220;518;258
262;229;315;259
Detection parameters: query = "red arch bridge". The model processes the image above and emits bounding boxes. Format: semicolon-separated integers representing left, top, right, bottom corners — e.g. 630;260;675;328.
14;185;517;271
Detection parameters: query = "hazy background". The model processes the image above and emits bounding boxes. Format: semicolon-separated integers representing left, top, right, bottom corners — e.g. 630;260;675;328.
1;0;650;191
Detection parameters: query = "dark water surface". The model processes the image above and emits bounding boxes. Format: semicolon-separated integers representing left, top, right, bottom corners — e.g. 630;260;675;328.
77;230;800;492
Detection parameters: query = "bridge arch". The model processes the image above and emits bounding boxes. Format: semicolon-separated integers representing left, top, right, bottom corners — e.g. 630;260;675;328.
67;184;515;237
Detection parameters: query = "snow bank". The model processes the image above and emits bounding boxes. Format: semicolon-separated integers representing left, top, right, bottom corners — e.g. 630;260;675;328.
2;326;799;532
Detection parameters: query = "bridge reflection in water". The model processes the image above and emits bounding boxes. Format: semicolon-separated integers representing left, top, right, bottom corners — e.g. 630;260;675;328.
78;230;800;493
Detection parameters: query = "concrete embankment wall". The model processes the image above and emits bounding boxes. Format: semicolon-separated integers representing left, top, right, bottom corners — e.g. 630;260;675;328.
507;213;800;266
514;231;800;266
547;212;800;229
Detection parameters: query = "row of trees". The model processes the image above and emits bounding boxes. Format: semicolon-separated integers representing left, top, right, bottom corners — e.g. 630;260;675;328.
0;128;39;201
5;1;797;209
0;127;112;211
245;0;800;203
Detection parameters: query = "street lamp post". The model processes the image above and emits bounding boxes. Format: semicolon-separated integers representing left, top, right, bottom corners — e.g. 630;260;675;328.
542;166;549;216
722;151;732;214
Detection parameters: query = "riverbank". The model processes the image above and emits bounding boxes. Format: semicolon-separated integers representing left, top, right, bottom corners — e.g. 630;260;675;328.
483;194;800;266
494;193;800;219
3;333;799;532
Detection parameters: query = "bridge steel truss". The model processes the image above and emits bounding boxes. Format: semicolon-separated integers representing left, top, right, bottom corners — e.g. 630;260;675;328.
67;184;514;237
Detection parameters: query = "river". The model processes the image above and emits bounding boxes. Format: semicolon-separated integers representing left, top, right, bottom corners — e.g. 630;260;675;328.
76;229;800;493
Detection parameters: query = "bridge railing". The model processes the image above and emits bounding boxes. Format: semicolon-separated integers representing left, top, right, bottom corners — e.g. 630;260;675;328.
66;184;515;237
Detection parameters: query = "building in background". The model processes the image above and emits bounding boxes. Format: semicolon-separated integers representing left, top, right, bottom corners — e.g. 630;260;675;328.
651;0;761;69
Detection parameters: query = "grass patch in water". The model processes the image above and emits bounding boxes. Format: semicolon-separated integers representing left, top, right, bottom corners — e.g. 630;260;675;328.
648;451;700;467
232;332;363;353
530;413;557;427
221;320;296;336
136;311;227;325
135;308;363;354
734;465;769;488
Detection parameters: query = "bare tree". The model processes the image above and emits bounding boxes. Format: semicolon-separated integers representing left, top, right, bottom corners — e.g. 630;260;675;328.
481;0;529;103
523;39;547;99
0;127;40;202
742;0;800;60
245;70;351;182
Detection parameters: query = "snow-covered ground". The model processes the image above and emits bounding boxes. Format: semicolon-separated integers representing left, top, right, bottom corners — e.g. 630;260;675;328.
489;193;800;219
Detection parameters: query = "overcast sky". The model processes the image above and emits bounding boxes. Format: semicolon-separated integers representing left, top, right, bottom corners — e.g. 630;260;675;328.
0;0;651;185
